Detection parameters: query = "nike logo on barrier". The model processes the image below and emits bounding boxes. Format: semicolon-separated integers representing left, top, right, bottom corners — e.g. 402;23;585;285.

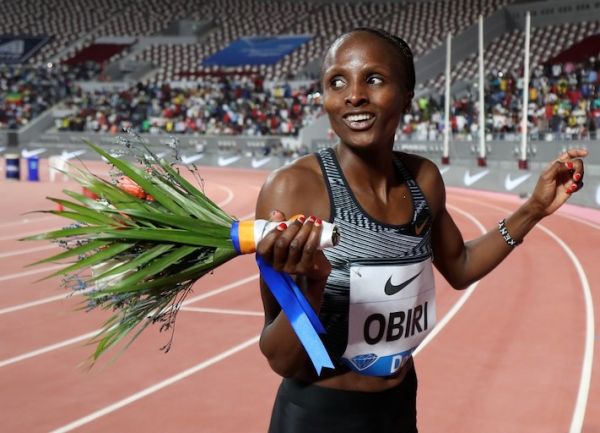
440;167;450;175
251;157;271;169
61;149;86;160
414;217;429;236
384;271;423;296
217;155;241;167
181;154;204;164
463;169;489;187
21;148;47;158
504;173;531;191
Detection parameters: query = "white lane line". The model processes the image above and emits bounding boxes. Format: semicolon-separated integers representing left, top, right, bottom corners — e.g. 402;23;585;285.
0;330;100;368
456;196;594;433
557;212;600;232
49;335;260;433
0;215;56;229
537;223;594;433
0;274;259;365
414;204;487;356
0;226;64;242
0;288;93;315
214;184;235;208
0;264;63;283
181;306;263;317
0;244;57;259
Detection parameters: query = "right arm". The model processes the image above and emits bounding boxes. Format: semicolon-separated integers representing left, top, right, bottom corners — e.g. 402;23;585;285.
255;158;331;377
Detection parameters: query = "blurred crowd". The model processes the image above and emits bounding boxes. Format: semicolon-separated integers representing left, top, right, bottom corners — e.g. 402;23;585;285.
405;56;600;141
1;57;599;142
0;63;99;130
56;77;323;137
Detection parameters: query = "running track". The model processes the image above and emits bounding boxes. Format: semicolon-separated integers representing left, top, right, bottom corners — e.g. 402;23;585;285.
0;160;598;433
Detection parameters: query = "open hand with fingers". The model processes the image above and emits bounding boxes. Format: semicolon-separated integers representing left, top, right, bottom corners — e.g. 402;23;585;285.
527;148;588;218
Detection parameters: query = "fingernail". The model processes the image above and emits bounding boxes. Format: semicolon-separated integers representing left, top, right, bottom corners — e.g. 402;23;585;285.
315;218;322;227
297;215;306;224
566;162;574;170
573;173;582;182
569;183;578;193
307;216;316;223
277;222;287;231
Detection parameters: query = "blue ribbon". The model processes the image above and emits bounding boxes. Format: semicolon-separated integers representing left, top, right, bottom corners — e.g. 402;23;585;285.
230;221;241;254
256;255;334;375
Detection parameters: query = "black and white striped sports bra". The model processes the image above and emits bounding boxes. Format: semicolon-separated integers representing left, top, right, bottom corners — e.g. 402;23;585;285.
316;147;433;363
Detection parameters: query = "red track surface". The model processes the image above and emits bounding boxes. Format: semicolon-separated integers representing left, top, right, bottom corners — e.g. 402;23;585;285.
0;160;598;433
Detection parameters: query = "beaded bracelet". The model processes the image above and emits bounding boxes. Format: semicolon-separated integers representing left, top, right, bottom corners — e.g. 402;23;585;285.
498;219;522;247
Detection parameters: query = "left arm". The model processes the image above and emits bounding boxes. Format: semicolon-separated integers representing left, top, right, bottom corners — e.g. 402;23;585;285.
421;148;587;289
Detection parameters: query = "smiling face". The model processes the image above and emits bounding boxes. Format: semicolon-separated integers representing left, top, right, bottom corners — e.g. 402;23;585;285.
322;31;413;151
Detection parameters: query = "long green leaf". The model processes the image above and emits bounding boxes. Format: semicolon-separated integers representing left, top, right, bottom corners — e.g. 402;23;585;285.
109;208;230;233
92;245;199;295
22;226;113;241
85;141;187;216
160;162;232;224
89;244;173;282
123;248;237;293
28;240;108;266
95;228;233;248
43;243;134;279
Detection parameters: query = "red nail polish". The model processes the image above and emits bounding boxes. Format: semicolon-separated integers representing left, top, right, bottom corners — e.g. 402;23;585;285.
297;215;306;224
566;162;574;170
307;216;316;223
315;218;322;227
277;223;287;231
573;173;582;182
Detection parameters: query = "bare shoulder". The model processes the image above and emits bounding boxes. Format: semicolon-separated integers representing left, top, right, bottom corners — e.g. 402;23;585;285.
256;154;330;220
395;151;446;217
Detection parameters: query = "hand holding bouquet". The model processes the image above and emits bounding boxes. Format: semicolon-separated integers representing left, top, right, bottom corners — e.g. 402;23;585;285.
24;141;338;373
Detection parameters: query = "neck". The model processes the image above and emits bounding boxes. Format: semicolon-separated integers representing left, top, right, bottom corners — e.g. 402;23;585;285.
334;144;399;198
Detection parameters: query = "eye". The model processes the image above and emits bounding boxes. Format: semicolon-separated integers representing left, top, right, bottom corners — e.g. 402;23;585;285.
330;77;346;89
367;75;383;86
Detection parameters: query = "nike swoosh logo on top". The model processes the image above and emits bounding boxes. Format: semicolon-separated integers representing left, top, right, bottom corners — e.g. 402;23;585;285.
384;271;423;296
217;155;241;167
463;169;489;186
414;217;429;236
504;173;531;191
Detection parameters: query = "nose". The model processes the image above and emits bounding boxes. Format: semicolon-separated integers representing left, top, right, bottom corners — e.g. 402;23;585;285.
345;82;368;107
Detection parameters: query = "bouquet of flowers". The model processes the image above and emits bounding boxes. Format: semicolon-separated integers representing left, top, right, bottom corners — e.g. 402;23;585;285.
24;140;337;373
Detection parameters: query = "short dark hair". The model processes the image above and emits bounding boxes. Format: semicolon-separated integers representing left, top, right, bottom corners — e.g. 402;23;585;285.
322;27;416;94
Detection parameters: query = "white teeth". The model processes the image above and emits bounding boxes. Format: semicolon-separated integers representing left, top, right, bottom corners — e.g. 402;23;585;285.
346;114;373;122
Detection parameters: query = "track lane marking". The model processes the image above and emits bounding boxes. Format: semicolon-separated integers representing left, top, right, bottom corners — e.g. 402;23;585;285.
0;265;63;283
414;204;486;356
0;244;57;259
181;306;263;317
0;274;259;365
49;335;260;433
455;195;594;433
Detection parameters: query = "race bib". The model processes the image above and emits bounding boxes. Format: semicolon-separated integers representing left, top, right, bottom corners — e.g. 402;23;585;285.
341;258;436;376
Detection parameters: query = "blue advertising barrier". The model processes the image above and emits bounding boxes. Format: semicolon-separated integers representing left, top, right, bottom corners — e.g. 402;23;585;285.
26;155;39;181
5;154;20;180
202;34;312;66
0;35;51;64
